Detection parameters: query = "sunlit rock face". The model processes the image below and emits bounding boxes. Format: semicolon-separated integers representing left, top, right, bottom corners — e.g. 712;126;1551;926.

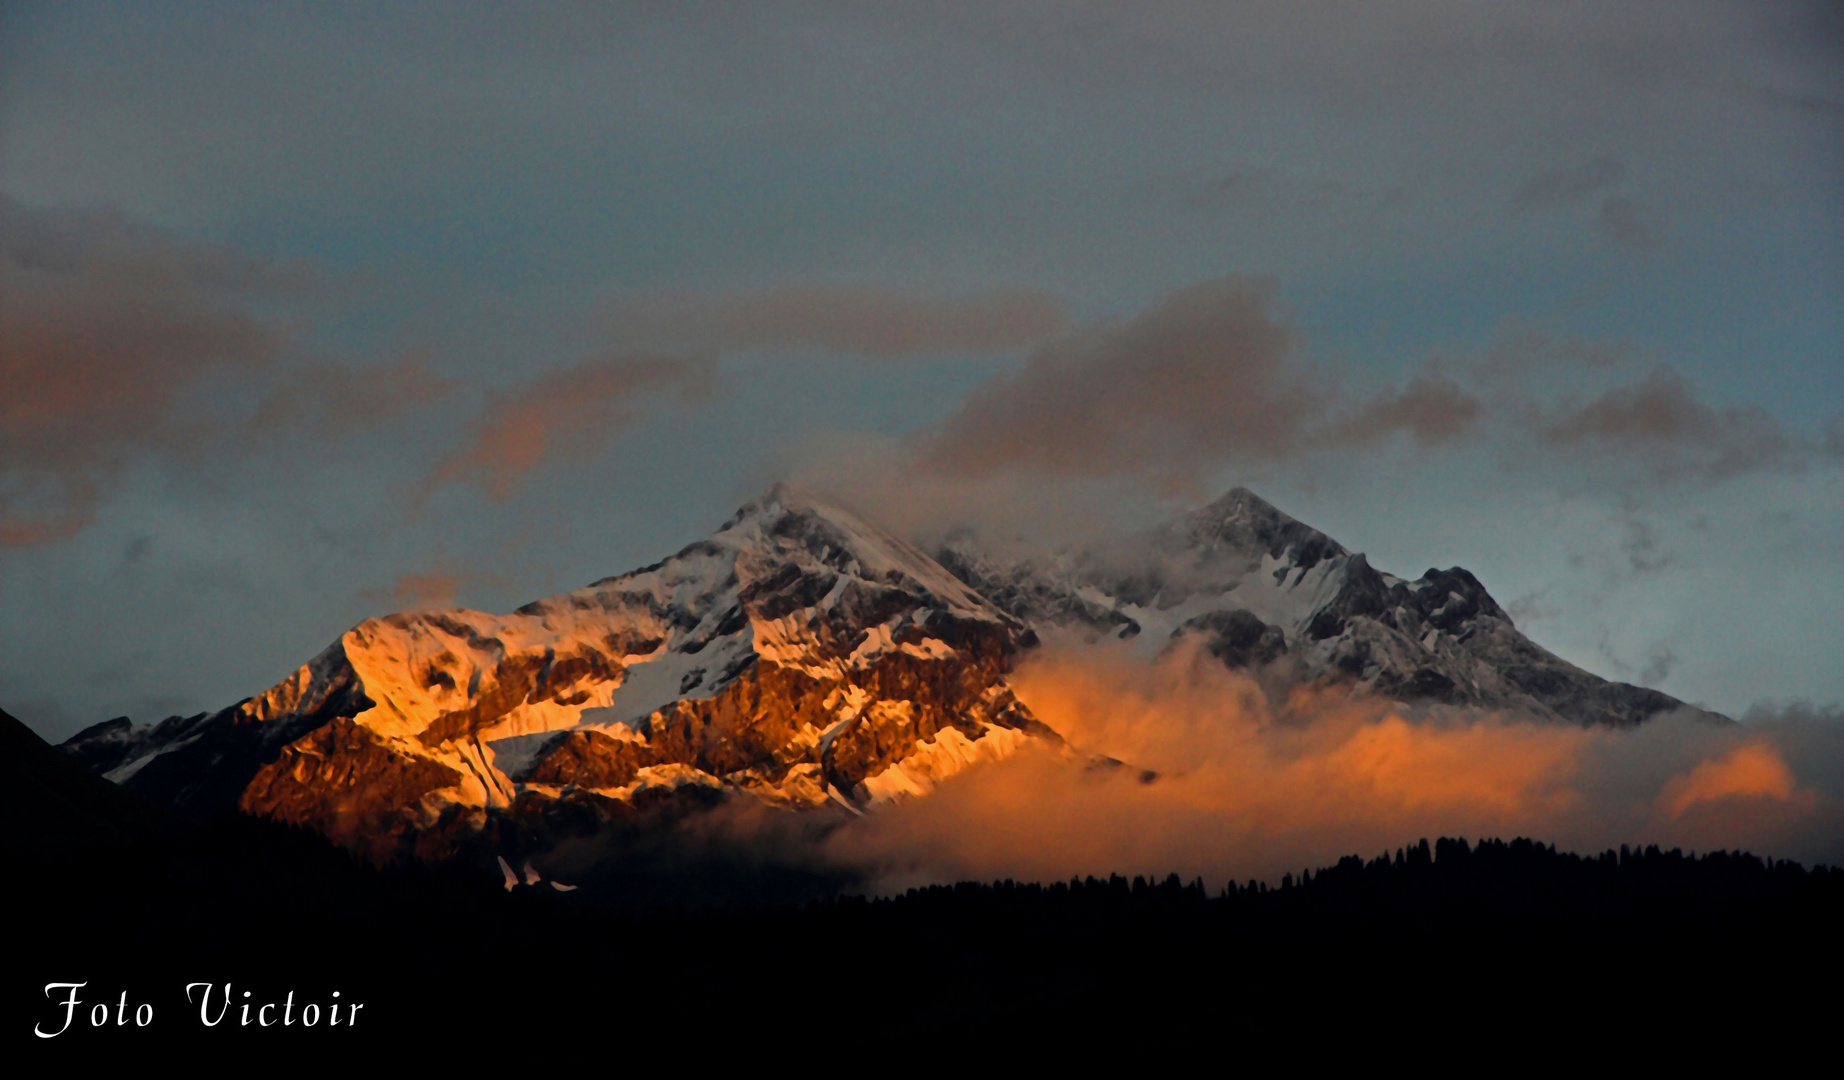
61;487;1055;859
938;487;1714;728
62;485;1716;859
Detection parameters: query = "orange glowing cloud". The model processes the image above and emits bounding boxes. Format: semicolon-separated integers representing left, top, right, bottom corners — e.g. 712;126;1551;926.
1660;743;1803;820
821;642;1843;890
1310;714;1584;819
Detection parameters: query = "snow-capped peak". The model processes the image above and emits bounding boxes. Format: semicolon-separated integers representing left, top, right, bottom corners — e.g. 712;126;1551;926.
65;484;1050;858
62;482;1717;862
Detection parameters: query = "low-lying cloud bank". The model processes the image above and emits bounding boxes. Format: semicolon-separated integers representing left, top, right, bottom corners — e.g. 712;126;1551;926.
822;643;1843;891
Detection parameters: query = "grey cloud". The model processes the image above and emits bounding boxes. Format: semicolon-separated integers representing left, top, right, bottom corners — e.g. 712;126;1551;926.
914;284;1826;494
1751;86;1844;120
1620;514;1675;574
915;276;1485;485
0;191;318;298
1505;591;1561;627
120;534;153;571
246;350;457;442
1194;168;1405;217
0;192;300;545
10;2;1834;277
1740;700;1844;798
1511;155;1625;210
1436;322;1642;400
915;276;1313;485
1641;644;1678;686
1595;635;1634;677
1543;367;1805;481
0;193;469;547
1596;195;1666;254
424;354;720;501
1322;374;1484;448
602;284;1065;360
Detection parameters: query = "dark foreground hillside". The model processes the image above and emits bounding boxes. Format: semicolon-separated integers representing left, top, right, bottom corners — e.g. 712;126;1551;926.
8;708;1839;1060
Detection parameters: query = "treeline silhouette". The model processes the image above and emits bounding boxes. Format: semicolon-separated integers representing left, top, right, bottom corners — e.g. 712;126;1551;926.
9;709;1838;1054
19;814;1839;1050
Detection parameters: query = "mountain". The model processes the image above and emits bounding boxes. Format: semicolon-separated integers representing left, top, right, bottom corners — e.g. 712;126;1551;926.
59;485;1715;858
60;486;1054;859
2;705;177;857
939;487;1709;727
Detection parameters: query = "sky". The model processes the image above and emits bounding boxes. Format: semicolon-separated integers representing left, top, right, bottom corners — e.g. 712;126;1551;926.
1;1;1840;743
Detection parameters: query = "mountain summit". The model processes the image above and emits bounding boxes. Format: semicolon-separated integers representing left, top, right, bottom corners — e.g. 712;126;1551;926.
62;485;1712;858
940;487;1704;726
65;487;1051;858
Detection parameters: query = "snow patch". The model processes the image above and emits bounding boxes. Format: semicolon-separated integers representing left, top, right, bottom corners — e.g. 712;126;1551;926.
857;724;1036;805
590;631;753;728
584;762;725;802
102;732;202;784
483;732;557;778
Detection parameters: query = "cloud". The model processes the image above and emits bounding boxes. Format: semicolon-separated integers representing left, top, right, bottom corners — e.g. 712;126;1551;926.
1619;512;1675;574
1543;367;1802;481
1507;159;1664;256
358;555;515;614
775;429;1180;556
821;643;1844;889
1505;591;1561;627
246;350;456;442
886;283;1820;505
424;354;720;500
915;276;1312;486
1640;644;1678;686
394;574;459;609
0;192;307;544
1445;321;1635;389
1751;86;1844;120
602;283;1065;360
1430;324;1831;488
1660;743;1806;821
914;276;1484;487
1193;168;1405;221
1595;195;1666;254
1322;374;1484;448
1825;416;1844;461
1511;155;1625;210
0;192;458;546
361;571;469;612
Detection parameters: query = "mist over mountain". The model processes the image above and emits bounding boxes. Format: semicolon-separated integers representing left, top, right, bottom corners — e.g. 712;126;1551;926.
938;486;1715;728
58;485;1728;868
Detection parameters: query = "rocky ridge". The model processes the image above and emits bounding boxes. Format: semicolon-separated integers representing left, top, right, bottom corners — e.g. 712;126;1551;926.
938;487;1709;727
